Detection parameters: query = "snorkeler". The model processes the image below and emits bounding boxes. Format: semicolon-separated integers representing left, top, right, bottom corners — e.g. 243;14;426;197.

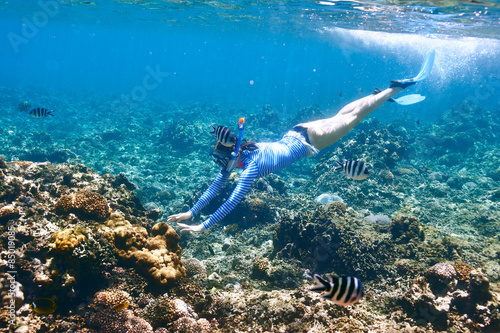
167;51;435;232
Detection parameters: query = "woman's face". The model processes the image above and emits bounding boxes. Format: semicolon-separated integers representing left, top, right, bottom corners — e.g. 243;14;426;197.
211;141;242;169
211;141;232;168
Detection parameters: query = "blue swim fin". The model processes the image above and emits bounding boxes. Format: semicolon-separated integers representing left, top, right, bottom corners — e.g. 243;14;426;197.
376;88;425;105
391;94;426;105
390;50;436;89
373;88;426;106
412;49;435;82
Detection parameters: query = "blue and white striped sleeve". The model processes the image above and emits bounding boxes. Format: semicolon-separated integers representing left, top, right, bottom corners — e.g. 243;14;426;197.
190;170;229;216
202;162;259;229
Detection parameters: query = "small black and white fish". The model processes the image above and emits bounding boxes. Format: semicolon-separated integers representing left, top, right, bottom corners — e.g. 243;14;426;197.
335;159;370;181
210;124;236;146
29;108;54;118
310;274;363;306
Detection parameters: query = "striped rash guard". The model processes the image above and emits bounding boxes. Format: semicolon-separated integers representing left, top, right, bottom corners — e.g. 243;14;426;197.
190;135;308;229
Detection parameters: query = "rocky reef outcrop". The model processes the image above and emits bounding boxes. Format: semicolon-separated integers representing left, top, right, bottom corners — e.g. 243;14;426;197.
396;262;499;331
0;160;183;331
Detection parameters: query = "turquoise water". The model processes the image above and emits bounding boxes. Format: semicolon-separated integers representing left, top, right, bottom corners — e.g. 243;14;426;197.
1;1;499;117
2;2;500;332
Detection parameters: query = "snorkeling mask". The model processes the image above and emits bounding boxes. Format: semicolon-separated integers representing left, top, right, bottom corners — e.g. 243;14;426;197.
210;151;231;169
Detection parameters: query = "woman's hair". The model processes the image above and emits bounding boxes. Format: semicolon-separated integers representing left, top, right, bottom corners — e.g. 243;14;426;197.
211;140;259;169
214;140;258;155
213;141;235;156
239;140;259;152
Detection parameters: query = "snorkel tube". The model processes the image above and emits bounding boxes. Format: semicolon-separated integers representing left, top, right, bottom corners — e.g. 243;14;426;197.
225;117;245;172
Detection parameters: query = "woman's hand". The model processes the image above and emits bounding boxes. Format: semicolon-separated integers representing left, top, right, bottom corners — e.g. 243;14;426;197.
176;223;204;233
167;211;193;223
167;211;204;232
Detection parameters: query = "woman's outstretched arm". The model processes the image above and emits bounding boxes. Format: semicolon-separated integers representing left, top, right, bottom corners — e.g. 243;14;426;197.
167;170;229;226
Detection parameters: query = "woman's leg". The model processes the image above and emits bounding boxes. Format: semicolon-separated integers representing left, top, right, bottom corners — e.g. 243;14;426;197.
297;87;403;150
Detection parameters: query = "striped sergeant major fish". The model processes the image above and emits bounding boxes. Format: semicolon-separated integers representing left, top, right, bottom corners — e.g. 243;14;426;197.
211;124;236;147
310;274;363;306
29;108;54;118
335;159;370;181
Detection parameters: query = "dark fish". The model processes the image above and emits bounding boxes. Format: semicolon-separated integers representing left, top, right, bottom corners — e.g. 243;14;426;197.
18;101;31;112
31;298;57;314
211;124;236;146
207;243;215;256
335;159;370;181
338;90;342;98
310;274;363;306
29;108;54;118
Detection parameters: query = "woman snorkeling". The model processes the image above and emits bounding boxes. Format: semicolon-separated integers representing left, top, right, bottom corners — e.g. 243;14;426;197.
167;51;435;232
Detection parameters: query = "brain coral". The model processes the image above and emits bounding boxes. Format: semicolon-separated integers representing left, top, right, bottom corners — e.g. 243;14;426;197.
183;258;207;279
103;213;185;286
55;190;110;221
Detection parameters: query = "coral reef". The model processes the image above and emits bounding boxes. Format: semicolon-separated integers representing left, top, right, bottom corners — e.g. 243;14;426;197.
102;214;185;286
425;262;458;294
142;296;207;331
0;161;173;331
272;202;395;280
0;274;24;309
0;88;499;332
397;264;498;331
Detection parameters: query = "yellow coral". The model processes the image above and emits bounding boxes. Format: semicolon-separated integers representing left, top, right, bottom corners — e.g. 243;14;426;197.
101;214;185;286
249;198;265;212
104;212;131;229
49;226;87;253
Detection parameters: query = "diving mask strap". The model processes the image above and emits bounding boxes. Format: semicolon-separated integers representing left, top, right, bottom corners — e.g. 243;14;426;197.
225;117;245;172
